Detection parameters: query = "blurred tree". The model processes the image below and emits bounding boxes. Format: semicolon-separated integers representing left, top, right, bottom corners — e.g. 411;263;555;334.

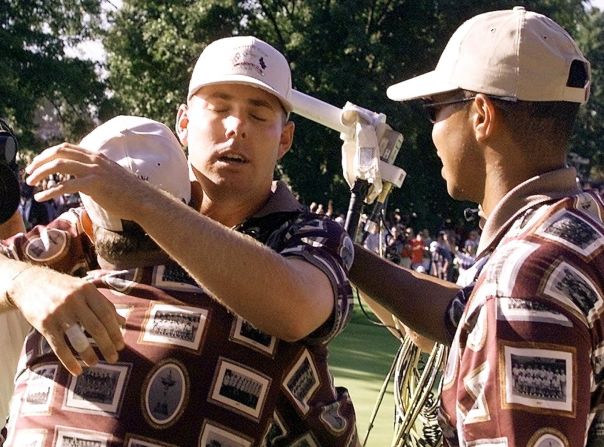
104;0;591;231
573;6;604;184
0;0;108;148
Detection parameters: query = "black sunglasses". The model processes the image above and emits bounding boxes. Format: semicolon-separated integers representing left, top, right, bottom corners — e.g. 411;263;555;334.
421;96;477;123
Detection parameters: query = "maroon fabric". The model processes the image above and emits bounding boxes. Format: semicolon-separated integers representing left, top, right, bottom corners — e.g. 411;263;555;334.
1;198;358;446
439;190;604;446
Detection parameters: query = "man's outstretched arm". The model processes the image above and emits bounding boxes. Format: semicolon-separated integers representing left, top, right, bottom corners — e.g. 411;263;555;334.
350;244;460;345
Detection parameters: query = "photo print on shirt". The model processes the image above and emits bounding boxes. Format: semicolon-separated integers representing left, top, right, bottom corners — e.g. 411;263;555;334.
64;362;130;416
54;426;111;447
230;316;277;356
142;359;189;429
21;364;59;415
502;343;574;413
542;260;603;324
284;349;320;415
536;209;604;257
141;303;208;352
198;420;253;447
210;358;270;421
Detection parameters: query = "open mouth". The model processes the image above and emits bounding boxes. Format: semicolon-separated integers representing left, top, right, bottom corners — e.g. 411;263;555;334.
219;153;248;164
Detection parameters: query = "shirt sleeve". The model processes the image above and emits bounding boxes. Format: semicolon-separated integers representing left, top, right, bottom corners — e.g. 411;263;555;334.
0;207;97;276
277;215;355;344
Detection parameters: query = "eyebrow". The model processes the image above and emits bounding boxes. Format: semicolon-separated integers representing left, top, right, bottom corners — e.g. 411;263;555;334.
208;91;277;111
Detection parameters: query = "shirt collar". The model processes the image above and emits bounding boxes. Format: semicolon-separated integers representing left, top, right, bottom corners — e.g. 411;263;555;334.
251;180;304;218
477;167;580;256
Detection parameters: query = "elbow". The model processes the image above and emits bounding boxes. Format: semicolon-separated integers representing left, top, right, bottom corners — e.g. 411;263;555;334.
277;319;317;342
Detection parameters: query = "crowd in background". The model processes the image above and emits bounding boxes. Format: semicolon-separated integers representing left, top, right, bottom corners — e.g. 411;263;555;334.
306;200;480;284
15;154;82;230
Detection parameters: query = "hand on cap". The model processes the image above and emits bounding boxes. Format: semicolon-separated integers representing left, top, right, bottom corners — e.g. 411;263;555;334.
8;265;126;376
25;143;146;223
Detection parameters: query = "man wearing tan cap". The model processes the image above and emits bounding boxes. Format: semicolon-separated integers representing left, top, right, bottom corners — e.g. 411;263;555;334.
2;36;358;445
350;7;604;446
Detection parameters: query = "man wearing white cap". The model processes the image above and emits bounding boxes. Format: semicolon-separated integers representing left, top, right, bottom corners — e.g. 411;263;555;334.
3;37;358;445
350;7;604;446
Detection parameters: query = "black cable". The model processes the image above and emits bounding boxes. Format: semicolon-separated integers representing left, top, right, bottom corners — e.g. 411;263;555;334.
344;179;369;238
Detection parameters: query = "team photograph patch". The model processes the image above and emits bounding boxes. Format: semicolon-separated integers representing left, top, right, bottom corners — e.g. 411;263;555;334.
261;411;287;446
542;261;603;324
54;426;111;447
21;364;59;415
140;303;208;352
283;349;321;415
198;420;253;447
501;343;574;414
536;210;603;257
230;316;277;356
496;297;572;327
209;358;271;421
64;362;131;416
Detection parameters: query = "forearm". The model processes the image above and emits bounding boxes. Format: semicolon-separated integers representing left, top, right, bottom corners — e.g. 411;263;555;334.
361;291;436;352
135;190;333;341
350;244;459;344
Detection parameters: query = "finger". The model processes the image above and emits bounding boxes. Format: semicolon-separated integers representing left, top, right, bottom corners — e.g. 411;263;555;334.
71;292;124;363
26;159;94;189
64;324;99;367
74;304;120;364
86;294;126;352
32;177;81;202
44;330;83;376
26;143;94;175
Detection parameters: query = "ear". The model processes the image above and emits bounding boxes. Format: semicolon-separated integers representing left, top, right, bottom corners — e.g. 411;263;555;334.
175;104;189;145
277;120;295;159
472;94;498;143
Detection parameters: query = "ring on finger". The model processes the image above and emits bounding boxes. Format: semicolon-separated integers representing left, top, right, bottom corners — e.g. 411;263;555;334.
65;324;91;354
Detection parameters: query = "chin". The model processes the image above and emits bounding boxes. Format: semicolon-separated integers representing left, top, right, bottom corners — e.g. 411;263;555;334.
447;184;469;201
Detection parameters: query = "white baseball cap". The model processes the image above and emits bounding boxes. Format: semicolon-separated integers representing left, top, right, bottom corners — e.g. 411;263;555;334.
79;115;191;232
387;6;590;104
187;36;293;112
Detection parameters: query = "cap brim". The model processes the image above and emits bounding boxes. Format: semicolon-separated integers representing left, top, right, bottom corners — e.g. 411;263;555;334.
386;70;458;101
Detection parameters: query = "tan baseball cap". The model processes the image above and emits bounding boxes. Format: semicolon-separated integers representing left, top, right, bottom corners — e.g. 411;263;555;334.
188;36;293;112
79;115;191;232
387;6;591;104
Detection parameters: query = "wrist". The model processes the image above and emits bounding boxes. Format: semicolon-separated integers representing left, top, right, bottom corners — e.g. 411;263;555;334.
4;265;35;309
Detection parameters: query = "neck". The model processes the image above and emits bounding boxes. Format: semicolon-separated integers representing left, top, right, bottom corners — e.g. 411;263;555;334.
195;180;272;227
479;141;566;218
200;190;271;227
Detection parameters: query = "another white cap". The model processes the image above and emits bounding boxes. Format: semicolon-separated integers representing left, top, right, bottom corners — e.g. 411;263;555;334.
387;6;590;104
79;115;191;231
187;36;293;112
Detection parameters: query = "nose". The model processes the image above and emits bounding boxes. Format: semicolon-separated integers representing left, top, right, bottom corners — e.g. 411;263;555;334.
224;114;247;139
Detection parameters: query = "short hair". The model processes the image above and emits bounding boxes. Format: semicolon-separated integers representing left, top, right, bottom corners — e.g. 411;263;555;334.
93;220;163;265
463;60;588;151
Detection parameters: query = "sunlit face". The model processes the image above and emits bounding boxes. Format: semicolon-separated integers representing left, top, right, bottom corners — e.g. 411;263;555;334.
178;83;293;200
427;93;484;202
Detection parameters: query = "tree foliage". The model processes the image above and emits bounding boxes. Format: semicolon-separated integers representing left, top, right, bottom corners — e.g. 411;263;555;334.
573;6;604;182
102;0;599;230
0;0;107;147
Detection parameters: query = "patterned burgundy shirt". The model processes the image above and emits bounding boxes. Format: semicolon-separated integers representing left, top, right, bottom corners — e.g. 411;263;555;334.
0;182;358;447
440;168;604;446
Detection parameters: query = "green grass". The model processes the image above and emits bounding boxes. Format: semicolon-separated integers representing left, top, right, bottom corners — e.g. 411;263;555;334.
329;304;401;447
